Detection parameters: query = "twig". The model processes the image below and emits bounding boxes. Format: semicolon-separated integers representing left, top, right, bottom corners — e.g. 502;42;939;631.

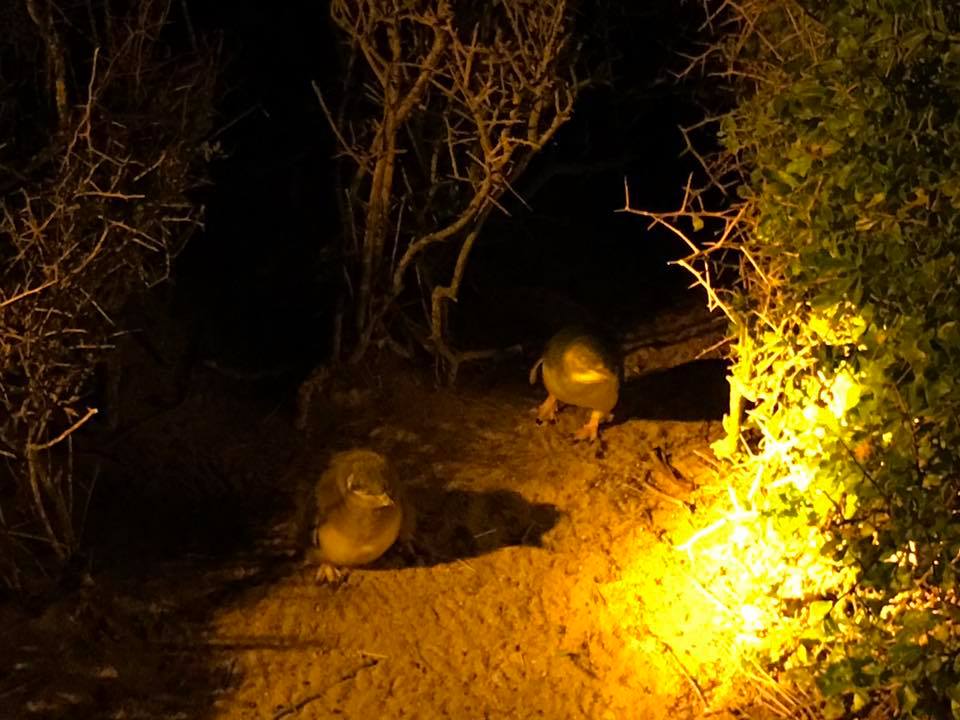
74;190;146;199
649;631;708;710
651;447;696;490
0;280;57;309
358;650;388;660
695;334;733;359
311;81;371;171
635;471;695;512
273;659;379;719
27;408;99;452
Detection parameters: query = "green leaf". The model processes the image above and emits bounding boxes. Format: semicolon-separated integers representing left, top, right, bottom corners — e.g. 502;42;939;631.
818;659;855;696
786;154;814;179
901;30;929;56
902;683;919;714
809;600;834;623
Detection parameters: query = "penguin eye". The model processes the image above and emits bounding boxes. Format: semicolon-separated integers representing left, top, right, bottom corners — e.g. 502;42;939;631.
345;472;358;492
346;472;381;497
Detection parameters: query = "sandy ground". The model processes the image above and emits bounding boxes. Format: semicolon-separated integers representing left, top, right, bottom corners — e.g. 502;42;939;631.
0;301;773;720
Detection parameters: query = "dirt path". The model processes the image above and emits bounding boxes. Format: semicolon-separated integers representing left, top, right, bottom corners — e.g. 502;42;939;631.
1;303;756;720
204;303;736;720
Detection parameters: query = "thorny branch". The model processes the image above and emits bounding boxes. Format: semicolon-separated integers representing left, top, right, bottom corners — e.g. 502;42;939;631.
0;0;217;581
319;0;584;380
617;0;828;455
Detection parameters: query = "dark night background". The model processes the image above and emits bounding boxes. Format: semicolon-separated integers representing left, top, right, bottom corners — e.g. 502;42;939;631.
172;0;708;378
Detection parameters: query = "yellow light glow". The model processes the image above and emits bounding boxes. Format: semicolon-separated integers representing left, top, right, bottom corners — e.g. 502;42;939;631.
740;604;764;630
770;465;814;492
672;444;850;661
827;370;860;419
730;524;752;546
779;572;804;599
642;302;874;711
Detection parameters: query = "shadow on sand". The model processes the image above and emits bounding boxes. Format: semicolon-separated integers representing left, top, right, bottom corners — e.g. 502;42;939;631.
371;487;562;571
615;358;729;424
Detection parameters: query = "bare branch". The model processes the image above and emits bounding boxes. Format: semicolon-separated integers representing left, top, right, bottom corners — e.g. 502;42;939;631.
26;408;99;452
316;0;583;374
0;0;218;572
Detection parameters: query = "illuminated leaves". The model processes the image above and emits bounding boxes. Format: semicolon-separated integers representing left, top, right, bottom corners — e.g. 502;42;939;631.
691;0;960;715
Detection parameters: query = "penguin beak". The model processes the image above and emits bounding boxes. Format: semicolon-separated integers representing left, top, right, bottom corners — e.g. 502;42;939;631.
371;492;395;508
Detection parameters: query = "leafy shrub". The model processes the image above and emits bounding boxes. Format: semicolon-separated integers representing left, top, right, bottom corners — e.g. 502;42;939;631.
659;1;960;716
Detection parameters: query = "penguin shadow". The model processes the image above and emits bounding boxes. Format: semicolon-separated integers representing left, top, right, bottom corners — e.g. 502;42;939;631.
613;358;729;424
378;487;562;570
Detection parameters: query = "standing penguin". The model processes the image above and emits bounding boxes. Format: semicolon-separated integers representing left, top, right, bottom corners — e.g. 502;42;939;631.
308;449;410;582
529;326;622;441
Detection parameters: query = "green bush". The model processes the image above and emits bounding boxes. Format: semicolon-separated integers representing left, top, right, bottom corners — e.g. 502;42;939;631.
687;1;960;716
